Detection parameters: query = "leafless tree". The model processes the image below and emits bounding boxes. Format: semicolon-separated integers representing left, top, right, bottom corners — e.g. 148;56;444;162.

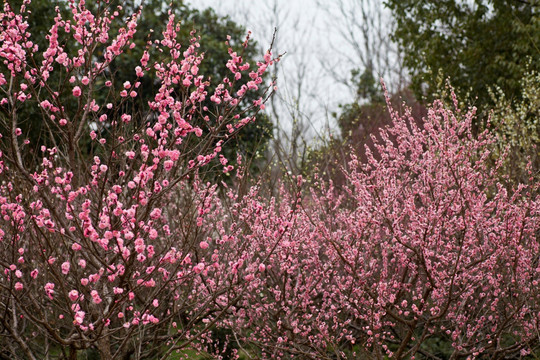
317;0;407;96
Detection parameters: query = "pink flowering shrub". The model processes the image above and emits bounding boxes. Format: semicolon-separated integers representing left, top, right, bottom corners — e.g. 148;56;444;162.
227;92;540;358
0;0;276;358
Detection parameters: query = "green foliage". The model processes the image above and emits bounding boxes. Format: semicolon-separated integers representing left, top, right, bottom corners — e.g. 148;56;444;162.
386;0;540;118
350;66;384;105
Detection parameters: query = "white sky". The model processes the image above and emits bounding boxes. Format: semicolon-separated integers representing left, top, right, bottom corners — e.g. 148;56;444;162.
185;0;400;141
186;0;351;138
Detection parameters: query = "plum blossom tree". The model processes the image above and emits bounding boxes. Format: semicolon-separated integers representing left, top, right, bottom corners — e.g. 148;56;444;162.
0;0;277;358
227;89;540;359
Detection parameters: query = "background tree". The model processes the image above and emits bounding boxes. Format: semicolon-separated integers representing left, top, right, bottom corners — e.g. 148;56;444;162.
317;0;407;96
386;0;540;119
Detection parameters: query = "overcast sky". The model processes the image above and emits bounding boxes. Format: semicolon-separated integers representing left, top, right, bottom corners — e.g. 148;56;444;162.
184;0;351;137
185;0;400;140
